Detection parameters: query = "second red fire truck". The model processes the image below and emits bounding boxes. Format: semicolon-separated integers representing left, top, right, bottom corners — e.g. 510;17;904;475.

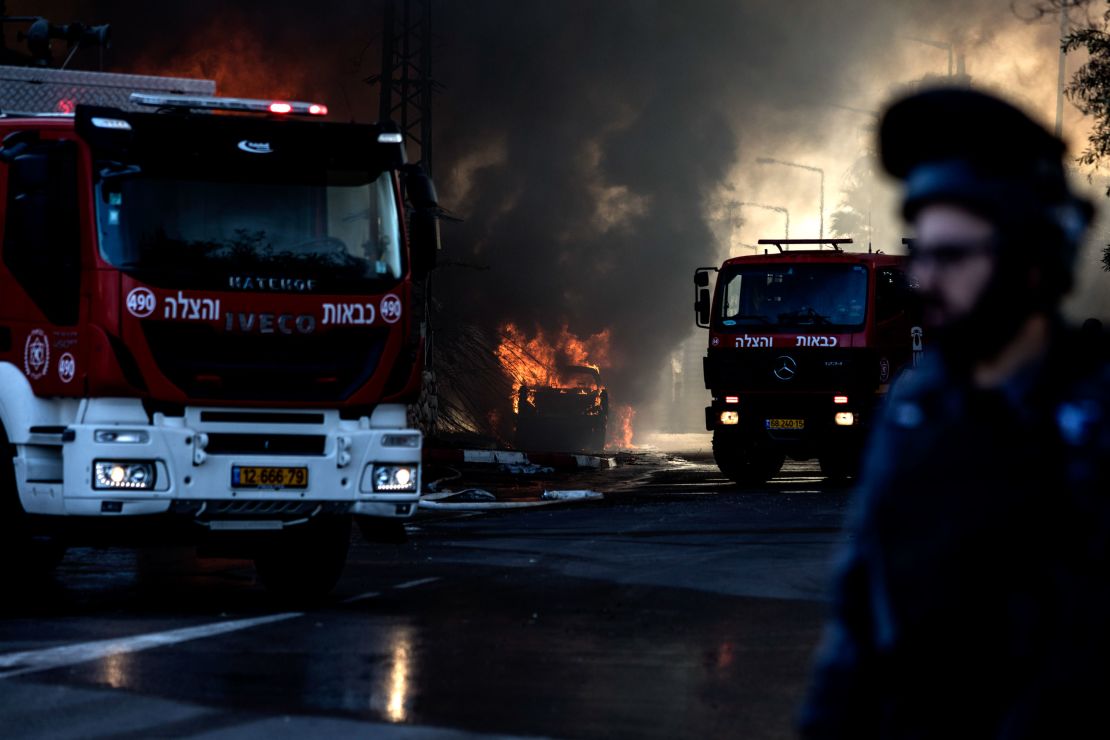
695;239;921;484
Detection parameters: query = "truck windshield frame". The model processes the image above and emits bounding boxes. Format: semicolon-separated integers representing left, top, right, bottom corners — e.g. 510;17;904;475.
713;263;869;331
94;168;403;293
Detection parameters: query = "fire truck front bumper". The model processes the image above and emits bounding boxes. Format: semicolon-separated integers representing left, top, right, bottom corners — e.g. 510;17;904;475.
51;405;422;522
705;396;870;451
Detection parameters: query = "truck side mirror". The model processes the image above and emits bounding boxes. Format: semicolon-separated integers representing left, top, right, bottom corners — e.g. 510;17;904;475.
402;165;439;278
693;267;716;328
695;289;711;327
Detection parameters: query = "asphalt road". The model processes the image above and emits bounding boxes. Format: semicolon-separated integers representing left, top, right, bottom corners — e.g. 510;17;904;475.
0;453;852;739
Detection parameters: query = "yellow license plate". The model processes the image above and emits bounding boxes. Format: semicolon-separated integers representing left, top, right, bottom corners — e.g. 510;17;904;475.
766;418;805;430
232;466;309;489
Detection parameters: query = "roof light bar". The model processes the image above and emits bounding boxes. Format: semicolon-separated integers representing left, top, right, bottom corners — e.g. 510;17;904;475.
130;93;329;116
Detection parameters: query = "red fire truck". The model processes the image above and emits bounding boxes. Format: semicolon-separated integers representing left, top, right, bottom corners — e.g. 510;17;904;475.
0;66;439;596
694;239;921;484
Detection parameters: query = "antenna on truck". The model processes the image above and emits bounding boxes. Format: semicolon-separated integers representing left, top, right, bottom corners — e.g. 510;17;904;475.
757;238;853;253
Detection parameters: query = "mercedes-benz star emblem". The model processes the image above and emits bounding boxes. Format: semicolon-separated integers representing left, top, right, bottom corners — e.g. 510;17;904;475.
773;355;798;381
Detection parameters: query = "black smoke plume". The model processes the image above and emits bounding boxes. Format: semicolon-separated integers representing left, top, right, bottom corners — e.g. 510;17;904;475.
7;1;1084;436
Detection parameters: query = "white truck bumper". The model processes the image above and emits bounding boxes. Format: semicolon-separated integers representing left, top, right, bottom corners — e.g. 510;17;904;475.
28;404;422;520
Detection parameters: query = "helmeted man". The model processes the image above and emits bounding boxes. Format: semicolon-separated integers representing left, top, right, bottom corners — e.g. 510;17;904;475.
798;88;1110;738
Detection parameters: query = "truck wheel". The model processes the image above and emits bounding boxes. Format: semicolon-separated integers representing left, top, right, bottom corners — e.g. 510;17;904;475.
0;428;66;579
712;432;784;485
254;515;351;602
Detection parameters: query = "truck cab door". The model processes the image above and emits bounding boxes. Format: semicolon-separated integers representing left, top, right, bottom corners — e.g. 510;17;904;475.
1;136;82;326
874;267;918;371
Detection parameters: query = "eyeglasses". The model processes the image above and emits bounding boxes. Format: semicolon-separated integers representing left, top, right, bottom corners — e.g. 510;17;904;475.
907;239;997;269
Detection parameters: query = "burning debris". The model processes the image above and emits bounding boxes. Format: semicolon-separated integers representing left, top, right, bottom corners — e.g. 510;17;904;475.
496;323;628;452
610;404;637;450
516;364;608;452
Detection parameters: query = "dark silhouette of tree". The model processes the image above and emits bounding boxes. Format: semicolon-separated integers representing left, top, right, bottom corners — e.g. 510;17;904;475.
1060;0;1110;268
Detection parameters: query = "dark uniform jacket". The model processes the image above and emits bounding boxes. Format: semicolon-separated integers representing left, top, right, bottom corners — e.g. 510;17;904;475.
799;326;1110;739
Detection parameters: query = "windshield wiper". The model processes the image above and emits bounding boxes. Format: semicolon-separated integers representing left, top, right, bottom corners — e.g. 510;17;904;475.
99;161;142;180
727;313;771;324
778;307;831;325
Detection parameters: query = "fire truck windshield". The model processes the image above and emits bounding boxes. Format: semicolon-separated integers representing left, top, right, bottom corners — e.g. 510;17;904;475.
95;170;402;292
715;263;868;330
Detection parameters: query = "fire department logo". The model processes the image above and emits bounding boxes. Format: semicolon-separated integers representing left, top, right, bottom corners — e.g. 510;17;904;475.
380;294;402;324
24;329;50;380
879;357;891;383
58;352;76;384
773;355;798;382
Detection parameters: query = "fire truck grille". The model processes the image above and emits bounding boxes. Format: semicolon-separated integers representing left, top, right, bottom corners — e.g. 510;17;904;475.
204;433;326;456
173;500;350;518
142;323;389;402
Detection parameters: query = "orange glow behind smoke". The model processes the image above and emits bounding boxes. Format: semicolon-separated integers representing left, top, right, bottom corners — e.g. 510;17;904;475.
130;22;312;101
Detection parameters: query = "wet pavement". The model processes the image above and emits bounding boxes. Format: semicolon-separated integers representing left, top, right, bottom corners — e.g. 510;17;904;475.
0;454;852;739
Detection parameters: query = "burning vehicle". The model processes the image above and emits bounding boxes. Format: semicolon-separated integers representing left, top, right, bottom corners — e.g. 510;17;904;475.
495;323;627;452
515;364;609;452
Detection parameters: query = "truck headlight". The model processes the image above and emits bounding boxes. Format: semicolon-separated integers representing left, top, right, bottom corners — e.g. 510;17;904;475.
834;412;855;427
94;461;156;490
720;410;739;425
372;464;418;492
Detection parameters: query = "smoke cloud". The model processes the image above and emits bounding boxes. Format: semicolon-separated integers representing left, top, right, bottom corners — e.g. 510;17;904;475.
8;0;1107;434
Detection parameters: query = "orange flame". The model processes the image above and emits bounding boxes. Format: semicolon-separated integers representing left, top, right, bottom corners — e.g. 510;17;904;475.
608;404;636;450
496;323;610;412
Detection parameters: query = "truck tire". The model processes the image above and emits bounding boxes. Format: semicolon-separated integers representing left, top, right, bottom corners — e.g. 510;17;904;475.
0;427;66;579
712;431;784;485
254;515;351;602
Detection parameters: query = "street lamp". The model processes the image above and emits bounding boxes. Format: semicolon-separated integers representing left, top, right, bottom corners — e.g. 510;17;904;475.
756;157;824;239
906;35;954;76
736;201;790;239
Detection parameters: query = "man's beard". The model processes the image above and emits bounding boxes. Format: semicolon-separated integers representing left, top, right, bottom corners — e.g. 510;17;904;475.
923;263;1038;371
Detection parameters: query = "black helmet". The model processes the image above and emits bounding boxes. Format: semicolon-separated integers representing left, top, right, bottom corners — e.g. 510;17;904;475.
880;87;1093;301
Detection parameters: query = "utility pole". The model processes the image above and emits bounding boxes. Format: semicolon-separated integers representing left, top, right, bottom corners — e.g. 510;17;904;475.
368;0;437;174
368;0;441;435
